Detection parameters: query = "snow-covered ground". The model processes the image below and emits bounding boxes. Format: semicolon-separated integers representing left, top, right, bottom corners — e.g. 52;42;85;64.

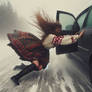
0;39;92;92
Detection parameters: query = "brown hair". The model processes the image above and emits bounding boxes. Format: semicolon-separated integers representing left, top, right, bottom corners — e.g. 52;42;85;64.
33;11;62;41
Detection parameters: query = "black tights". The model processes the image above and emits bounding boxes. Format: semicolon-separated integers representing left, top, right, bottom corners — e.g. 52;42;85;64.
13;63;39;80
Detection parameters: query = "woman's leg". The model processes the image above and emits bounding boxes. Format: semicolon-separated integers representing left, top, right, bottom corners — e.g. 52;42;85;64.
32;60;43;70
11;60;41;85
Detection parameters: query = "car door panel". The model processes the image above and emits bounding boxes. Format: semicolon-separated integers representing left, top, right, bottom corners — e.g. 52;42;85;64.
73;6;92;62
56;11;79;54
82;28;92;50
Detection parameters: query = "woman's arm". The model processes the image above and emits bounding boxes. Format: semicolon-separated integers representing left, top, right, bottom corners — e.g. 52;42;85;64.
52;30;85;46
42;30;85;49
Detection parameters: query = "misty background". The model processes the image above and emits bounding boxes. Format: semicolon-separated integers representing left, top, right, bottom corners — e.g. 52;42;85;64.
0;1;32;40
0;0;92;40
0;0;92;92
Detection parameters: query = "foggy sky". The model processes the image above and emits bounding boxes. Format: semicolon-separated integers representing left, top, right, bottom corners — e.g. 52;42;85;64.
0;0;92;39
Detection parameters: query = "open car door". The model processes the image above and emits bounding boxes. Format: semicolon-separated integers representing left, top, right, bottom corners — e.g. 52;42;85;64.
56;11;80;54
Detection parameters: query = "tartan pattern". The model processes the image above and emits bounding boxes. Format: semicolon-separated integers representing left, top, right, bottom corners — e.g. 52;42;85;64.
52;35;64;45
8;33;36;61
7;31;49;69
18;31;32;38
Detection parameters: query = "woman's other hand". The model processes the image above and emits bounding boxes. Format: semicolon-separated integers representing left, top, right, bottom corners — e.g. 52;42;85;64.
78;29;86;38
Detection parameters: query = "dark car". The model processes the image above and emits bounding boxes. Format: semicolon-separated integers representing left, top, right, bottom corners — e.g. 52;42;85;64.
56;5;92;80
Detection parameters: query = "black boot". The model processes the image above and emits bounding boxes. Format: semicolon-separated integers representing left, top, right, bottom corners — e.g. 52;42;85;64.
11;63;38;85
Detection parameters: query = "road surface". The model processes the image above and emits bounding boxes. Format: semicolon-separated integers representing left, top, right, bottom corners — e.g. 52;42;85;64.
0;40;92;92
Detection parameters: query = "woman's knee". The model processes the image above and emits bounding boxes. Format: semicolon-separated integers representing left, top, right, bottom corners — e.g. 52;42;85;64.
33;60;39;67
32;60;43;71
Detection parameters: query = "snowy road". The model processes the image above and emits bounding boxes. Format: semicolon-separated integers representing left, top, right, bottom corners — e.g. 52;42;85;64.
0;40;92;92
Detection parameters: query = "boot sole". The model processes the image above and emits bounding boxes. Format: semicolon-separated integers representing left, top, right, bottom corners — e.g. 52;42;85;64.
11;76;20;85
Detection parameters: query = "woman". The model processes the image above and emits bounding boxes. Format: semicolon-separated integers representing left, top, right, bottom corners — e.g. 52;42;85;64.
7;12;85;85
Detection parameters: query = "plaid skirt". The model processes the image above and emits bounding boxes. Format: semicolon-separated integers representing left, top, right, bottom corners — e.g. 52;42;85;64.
7;30;49;69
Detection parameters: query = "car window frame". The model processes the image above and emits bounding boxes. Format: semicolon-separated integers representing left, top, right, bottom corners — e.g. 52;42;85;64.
56;11;80;33
84;6;92;28
56;11;79;54
57;11;76;21
76;6;91;29
56;6;92;54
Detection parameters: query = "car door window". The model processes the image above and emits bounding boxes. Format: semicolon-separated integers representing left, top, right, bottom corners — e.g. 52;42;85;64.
77;11;88;29
56;11;78;54
59;13;75;30
86;9;92;27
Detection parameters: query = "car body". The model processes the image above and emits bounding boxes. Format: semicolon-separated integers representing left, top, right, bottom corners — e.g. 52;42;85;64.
56;5;92;66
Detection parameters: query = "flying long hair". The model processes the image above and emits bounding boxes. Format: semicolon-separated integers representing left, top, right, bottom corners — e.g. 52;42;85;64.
33;11;62;41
